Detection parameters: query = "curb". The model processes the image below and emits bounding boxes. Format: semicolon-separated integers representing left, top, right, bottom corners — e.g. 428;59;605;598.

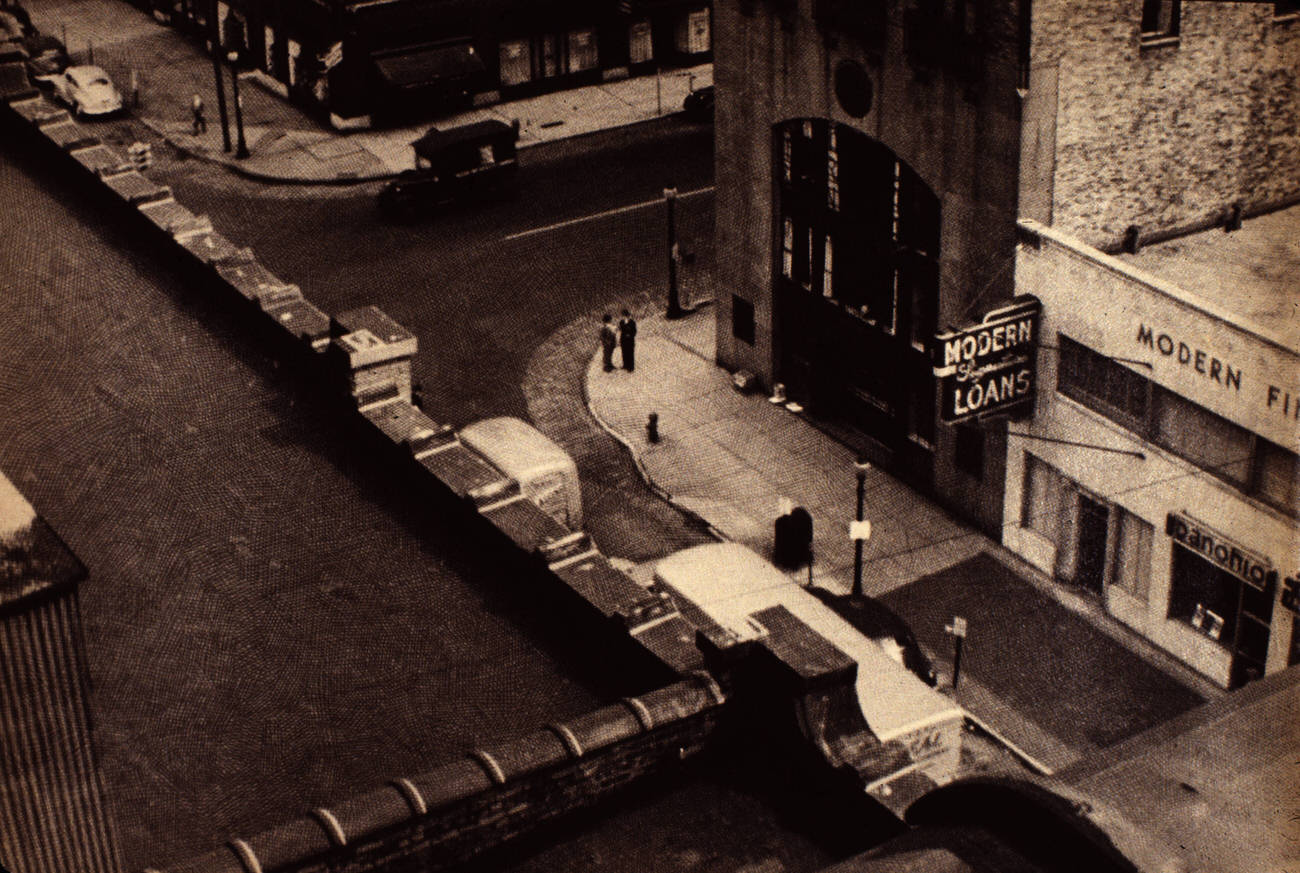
141;109;699;186
139;116;398;186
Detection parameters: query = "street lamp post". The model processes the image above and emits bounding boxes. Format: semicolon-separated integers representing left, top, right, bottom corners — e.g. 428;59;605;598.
852;458;871;599
664;187;685;320
209;0;230;152
228;50;249;159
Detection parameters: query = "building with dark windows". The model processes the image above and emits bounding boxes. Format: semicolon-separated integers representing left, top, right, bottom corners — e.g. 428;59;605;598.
136;0;712;126
712;0;1030;533
1004;0;1299;691
712;0;1298;687
1007;207;1300;692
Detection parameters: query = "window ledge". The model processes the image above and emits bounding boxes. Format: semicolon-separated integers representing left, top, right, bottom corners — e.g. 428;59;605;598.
1139;34;1181;50
1273;12;1300;24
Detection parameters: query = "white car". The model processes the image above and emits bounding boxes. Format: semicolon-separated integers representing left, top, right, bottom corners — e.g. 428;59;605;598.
52;65;123;118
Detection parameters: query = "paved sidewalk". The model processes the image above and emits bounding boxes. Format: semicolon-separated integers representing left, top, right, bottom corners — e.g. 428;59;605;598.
30;0;712;184
585;302;1214;774
587;307;986;599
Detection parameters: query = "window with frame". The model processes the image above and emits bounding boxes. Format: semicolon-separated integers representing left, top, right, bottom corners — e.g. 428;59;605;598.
1111;509;1153;602
1057;335;1149;427
567;28;598;73
1022;453;1063;542
1056;334;1298;518
1141;0;1180;39
732;295;756;345
1152;387;1253;487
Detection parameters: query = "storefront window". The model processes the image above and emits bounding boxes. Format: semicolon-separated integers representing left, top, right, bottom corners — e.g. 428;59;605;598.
1022;453;1062;542
676;8;711;54
1111;509;1153;601
499;39;531;86
1168;544;1240;645
1153;388;1253;487
567;29;598;73
629;21;653;64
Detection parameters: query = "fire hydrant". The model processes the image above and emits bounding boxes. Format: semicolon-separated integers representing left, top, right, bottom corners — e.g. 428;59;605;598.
646;412;660;444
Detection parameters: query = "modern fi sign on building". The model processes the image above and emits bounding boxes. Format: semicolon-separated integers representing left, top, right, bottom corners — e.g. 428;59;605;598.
932;297;1042;423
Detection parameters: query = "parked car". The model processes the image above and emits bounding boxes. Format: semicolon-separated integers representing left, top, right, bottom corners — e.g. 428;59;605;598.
807;586;940;687
50;64;123;118
682;84;714;123
378;119;518;219
24;34;69;84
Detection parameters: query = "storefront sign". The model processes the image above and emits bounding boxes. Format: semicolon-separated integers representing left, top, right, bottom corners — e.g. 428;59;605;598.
933;297;1041;423
1166;512;1278;591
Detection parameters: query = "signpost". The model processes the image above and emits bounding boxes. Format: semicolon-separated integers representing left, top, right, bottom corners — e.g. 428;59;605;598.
933;296;1041;423
944;616;967;689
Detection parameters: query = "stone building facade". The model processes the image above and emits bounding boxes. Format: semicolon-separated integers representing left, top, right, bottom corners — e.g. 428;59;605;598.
1021;0;1300;245
713;0;1300;536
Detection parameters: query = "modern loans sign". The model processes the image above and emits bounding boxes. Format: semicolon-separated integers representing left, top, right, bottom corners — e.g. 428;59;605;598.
933;296;1041;422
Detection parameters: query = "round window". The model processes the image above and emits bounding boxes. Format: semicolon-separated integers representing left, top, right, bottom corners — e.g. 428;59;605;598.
835;61;873;118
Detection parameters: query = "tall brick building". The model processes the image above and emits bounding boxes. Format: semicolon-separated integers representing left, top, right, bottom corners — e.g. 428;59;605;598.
712;0;1299;535
711;0;1298;687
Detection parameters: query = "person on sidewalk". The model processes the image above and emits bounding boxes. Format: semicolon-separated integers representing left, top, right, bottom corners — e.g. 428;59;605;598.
191;94;207;136
600;314;617;372
618;309;637;372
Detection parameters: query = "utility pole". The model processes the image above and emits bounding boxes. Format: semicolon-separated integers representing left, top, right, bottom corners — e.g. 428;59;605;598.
664;187;684;319
229;50;249;159
209;0;230;152
851;458;871;599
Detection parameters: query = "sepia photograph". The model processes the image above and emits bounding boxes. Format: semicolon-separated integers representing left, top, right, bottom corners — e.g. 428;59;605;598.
1;1;1296;872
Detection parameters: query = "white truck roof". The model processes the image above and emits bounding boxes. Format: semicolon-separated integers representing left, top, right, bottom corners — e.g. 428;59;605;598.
654;542;961;743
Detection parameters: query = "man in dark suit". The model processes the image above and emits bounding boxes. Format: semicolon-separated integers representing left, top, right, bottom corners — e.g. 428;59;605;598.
618;309;637;372
600;314;617;372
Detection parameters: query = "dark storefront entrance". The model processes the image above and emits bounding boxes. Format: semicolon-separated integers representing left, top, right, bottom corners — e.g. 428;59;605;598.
1167;541;1274;689
772;120;939;474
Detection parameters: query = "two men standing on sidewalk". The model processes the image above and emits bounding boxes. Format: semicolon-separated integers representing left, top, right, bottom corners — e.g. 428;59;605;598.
599;310;638;373
618;309;637;372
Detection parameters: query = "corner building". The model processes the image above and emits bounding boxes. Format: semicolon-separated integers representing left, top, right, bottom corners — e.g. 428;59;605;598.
713;0;1028;533
713;0;1299;687
1004;0;1300;690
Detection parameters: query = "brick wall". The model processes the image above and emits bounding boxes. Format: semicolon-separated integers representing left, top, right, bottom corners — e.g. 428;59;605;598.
150;676;726;873
1035;0;1300;246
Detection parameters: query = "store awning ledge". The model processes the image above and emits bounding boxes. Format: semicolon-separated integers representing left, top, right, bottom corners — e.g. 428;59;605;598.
373;43;485;89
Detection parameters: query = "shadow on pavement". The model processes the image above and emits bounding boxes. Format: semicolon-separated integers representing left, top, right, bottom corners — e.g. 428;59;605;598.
883;553;1204;751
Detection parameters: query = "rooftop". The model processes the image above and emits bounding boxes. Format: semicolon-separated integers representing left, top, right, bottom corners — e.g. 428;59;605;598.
1118;204;1300;352
0;469;85;611
1062;666;1300;873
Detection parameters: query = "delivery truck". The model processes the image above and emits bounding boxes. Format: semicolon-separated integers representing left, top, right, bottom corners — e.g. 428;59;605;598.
459;416;582;529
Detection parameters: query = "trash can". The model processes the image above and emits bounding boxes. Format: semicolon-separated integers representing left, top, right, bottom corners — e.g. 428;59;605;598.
773;506;813;569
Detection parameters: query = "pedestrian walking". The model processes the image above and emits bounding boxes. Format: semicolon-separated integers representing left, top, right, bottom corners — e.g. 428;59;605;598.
600;314;617;372
191;93;207;136
618;309;637;372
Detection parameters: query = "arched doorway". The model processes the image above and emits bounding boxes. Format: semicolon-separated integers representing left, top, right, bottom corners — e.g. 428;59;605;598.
772;119;940;468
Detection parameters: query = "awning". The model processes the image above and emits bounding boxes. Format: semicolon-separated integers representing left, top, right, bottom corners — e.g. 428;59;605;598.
372;43;485;89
